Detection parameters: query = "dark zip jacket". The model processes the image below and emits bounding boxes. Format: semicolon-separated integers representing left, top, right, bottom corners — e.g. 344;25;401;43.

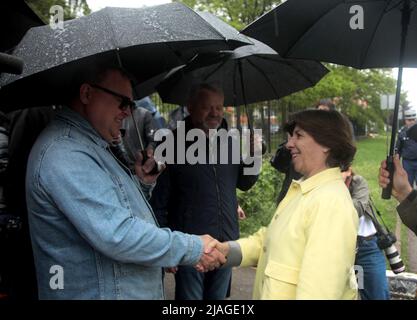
150;116;258;241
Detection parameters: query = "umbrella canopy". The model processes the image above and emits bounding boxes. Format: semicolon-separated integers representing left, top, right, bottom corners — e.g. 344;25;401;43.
0;2;252;111
242;0;417;199
0;0;45;53
242;0;417;69
155;36;328;106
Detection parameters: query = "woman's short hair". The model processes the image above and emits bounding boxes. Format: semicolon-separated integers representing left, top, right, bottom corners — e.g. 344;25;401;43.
284;109;356;170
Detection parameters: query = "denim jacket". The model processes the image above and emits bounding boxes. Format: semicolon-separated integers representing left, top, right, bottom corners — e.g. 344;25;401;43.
26;108;203;299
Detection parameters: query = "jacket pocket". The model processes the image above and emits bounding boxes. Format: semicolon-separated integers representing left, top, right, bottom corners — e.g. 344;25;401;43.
262;261;299;300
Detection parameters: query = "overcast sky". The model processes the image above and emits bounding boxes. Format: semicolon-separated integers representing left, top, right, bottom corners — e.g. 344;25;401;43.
87;0;170;11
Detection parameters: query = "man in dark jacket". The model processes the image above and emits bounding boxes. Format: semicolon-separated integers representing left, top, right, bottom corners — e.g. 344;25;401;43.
395;108;417;187
151;83;258;300
379;155;417;236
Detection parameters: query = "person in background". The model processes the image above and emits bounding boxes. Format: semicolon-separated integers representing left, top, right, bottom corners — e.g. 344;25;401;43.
342;167;390;300
135;96;166;129
152;83;258;300
379;155;417;236
395;108;417;187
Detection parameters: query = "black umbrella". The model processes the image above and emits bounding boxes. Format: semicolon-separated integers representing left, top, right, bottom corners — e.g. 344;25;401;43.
156;37;328;106
0;2;252;111
243;0;416;199
0;0;45;75
0;0;45;53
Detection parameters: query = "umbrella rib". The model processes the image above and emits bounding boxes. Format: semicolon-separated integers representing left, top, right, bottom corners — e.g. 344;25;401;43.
183;5;230;42
359;0;395;68
286;3;344;58
202;59;229;81
255;55;319;84
245;58;283;100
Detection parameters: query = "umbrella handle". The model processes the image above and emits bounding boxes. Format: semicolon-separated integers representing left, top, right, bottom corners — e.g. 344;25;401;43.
381;155;394;200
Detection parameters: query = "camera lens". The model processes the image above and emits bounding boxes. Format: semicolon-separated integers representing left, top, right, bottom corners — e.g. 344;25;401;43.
385;245;405;274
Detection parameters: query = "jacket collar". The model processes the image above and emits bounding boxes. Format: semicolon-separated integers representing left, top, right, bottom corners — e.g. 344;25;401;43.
293;167;343;194
57;106;109;149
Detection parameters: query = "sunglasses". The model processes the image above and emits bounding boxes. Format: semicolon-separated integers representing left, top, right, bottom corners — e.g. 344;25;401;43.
89;84;135;111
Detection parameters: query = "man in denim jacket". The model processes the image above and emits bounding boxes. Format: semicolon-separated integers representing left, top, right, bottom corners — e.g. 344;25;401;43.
25;65;224;299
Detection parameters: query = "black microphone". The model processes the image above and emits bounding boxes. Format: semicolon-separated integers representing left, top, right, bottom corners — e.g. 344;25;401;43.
0;52;24;75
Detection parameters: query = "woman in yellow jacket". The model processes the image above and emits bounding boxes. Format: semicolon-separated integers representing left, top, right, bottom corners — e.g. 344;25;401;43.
215;109;359;299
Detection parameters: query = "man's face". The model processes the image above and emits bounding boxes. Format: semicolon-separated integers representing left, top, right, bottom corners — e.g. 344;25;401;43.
405;118;416;128
317;105;330;111
83;69;133;142
188;89;224;132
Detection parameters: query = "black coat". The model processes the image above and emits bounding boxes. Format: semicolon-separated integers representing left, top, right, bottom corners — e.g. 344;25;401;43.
151;116;258;241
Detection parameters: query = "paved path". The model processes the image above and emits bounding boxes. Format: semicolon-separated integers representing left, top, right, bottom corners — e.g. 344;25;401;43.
164;267;256;300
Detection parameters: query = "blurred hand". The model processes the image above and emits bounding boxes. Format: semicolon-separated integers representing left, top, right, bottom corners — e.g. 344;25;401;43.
165;267;178;274
379;154;412;202
134;148;165;184
194;235;226;272
237;205;246;220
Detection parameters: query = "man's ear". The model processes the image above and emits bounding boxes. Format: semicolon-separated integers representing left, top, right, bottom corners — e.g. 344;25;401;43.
79;83;91;105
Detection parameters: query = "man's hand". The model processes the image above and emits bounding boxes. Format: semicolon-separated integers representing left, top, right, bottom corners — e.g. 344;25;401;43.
379;154;412;202
134;148;165;184
194;235;226;272
165;267;178;274
237;205;246;220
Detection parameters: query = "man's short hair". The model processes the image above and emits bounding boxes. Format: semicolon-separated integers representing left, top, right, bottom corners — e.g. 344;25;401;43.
188;83;224;106
66;63;135;103
316;98;336;111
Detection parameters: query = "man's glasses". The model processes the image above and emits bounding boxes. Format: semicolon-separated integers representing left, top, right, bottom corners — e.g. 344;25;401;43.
89;84;135;111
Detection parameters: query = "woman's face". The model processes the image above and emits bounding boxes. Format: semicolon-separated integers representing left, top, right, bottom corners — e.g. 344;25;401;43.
286;125;329;179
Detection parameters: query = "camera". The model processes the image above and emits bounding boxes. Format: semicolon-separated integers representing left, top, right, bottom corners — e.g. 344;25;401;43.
377;232;405;274
270;142;292;173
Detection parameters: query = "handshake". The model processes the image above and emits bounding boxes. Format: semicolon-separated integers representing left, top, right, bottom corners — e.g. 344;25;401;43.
166;235;230;274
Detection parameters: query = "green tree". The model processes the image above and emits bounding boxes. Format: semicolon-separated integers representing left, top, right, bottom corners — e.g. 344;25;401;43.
26;0;91;22
175;0;282;30
272;64;398;134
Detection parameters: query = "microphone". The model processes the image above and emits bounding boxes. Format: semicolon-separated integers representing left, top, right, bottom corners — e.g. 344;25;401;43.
0;52;24;75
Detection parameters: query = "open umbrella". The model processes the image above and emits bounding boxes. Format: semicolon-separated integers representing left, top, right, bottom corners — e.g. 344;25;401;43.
243;0;416;199
0;0;45;53
0;2;252;111
0;0;45;75
156;36;328;106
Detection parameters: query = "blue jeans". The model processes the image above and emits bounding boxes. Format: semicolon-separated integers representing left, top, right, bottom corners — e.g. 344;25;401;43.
174;266;232;300
355;236;390;300
402;159;417;187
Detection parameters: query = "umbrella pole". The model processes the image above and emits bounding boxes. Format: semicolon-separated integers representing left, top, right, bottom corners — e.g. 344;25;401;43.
238;60;254;157
382;0;411;199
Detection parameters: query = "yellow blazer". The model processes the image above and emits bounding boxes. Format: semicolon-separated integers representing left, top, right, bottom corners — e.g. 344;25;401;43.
237;168;358;299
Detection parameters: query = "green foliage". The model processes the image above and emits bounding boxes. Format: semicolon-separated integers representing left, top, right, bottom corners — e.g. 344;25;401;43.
26;0;91;22
237;158;282;236
280;65;398;132
174;0;283;30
